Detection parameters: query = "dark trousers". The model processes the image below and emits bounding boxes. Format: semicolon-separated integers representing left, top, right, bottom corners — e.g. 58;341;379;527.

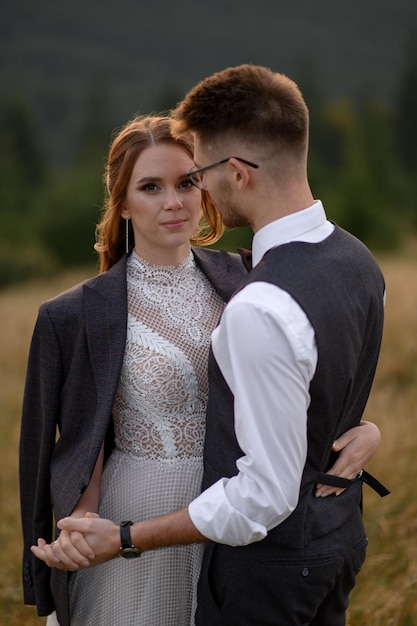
195;511;367;626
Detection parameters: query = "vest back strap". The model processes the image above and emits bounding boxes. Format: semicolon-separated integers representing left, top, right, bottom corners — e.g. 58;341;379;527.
315;469;390;497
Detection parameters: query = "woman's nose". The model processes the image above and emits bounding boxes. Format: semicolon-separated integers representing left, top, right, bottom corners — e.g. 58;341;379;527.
164;188;183;209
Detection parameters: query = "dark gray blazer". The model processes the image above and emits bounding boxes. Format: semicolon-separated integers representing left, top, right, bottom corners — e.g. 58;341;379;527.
19;247;246;624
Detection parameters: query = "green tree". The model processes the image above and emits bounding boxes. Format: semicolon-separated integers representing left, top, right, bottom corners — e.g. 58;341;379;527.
323;98;410;249
0;93;52;286
34;78;115;268
72;77;114;168
36;168;101;267
0;93;46;215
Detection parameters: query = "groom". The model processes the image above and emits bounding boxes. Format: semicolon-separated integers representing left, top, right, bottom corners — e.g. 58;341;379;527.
36;65;386;625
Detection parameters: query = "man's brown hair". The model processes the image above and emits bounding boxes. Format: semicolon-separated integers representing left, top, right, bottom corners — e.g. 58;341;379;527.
172;64;309;152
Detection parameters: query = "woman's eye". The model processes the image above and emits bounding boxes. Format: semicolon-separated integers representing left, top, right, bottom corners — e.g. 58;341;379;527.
179;178;195;189
141;183;159;192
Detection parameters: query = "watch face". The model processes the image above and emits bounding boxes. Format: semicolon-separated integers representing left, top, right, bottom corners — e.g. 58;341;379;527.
119;547;141;559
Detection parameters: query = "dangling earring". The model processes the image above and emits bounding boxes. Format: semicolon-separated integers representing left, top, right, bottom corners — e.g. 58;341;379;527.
125;216;130;254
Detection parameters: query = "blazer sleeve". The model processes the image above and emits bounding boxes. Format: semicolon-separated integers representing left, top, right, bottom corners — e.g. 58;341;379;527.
19;302;63;614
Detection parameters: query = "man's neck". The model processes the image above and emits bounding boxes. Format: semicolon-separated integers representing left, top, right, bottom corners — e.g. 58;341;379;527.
250;186;315;233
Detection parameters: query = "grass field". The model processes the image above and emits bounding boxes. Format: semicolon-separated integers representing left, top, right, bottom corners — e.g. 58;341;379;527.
1;243;416;625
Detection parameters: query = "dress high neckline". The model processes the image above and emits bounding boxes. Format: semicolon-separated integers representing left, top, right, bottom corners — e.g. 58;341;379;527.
130;250;194;273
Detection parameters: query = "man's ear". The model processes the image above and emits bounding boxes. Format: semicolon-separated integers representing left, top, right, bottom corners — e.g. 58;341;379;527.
228;157;251;190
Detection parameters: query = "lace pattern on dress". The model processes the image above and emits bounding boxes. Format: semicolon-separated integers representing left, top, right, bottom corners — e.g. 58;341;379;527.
112;251;224;463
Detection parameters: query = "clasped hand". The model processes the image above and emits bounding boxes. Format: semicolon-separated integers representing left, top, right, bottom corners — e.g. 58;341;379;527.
31;421;380;571
30;513;120;571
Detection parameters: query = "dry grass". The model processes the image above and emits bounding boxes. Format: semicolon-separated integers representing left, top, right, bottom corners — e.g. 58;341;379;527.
347;241;417;626
1;244;416;625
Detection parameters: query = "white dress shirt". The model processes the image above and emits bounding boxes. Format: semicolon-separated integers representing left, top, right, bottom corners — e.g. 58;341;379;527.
188;201;334;545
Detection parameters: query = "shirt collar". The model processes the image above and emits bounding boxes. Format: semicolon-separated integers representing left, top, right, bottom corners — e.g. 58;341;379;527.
252;200;330;268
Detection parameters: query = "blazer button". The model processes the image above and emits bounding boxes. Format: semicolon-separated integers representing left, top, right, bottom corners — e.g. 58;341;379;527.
23;561;32;585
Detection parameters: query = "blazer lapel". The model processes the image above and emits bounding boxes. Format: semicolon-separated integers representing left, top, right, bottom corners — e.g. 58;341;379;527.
192;247;247;303
82;248;246;402
83;256;128;408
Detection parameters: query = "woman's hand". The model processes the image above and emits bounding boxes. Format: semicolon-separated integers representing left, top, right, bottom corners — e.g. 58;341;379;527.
30;514;100;571
315;420;381;497
31;445;105;570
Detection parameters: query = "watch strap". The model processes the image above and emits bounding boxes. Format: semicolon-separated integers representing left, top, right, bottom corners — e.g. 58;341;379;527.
120;520;134;549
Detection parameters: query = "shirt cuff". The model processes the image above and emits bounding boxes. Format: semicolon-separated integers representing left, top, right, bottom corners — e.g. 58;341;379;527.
188;478;267;546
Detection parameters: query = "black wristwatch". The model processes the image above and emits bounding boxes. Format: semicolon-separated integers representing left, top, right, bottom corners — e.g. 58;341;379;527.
119;521;141;559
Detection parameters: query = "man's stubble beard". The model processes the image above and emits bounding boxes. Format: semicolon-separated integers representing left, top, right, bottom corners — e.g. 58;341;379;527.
216;179;250;229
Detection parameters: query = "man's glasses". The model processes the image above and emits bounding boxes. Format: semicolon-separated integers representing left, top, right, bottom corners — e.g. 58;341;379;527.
187;157;259;190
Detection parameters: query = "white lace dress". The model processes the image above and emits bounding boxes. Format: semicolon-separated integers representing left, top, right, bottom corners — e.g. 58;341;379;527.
68;251;224;626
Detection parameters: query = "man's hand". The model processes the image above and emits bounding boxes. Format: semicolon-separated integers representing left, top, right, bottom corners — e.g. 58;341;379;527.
30;513;112;571
32;506;204;570
56;513;120;566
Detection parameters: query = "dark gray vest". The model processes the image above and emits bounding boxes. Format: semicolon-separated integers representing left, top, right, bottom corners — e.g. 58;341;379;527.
203;225;385;548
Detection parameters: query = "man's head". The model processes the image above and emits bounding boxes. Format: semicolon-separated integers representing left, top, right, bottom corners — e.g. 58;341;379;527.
172;64;309;157
172;65;313;230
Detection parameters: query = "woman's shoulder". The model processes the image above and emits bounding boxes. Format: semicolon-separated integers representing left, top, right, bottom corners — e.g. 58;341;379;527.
192;246;247;302
39;258;126;316
192;246;245;272
39;274;98;312
41;257;126;308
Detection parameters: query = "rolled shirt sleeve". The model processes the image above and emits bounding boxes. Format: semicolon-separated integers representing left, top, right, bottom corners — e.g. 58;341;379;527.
189;281;317;545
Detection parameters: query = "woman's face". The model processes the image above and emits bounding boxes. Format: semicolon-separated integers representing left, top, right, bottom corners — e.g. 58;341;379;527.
122;144;202;266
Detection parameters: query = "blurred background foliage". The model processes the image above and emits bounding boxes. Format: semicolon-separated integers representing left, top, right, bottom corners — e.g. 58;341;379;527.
0;1;416;287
